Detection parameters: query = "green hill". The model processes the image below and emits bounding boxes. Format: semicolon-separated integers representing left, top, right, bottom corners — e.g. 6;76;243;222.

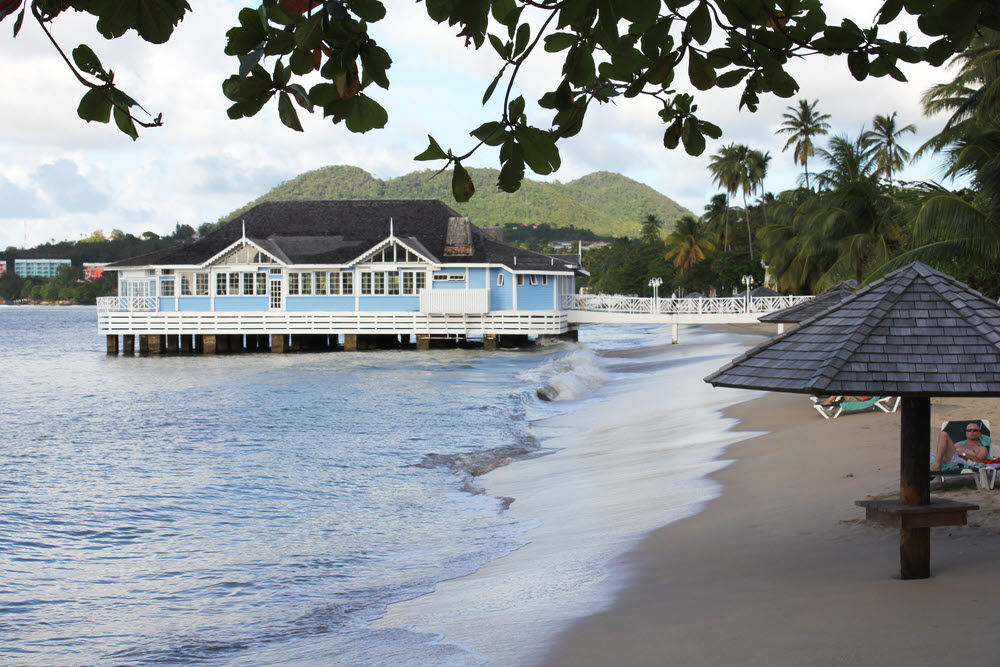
224;166;692;238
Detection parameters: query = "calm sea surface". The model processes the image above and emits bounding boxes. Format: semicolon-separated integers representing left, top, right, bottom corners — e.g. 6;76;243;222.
0;307;758;665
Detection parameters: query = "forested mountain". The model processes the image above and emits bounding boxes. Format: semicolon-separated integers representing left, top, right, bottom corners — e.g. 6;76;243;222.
224;166;691;238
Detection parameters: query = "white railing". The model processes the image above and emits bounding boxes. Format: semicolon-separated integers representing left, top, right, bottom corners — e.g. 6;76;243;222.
97;295;159;312
98;309;568;336
419;288;489;315
563;293;813;315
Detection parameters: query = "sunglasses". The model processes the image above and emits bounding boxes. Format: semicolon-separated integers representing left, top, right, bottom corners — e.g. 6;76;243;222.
967;428;981;432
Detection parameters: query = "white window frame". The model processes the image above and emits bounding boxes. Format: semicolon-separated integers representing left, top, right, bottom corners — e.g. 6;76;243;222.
496;272;504;287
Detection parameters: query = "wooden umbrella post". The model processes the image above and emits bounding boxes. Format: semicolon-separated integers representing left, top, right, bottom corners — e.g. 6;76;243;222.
899;396;931;579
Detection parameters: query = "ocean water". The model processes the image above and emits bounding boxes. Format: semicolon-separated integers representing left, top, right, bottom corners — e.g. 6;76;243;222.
0;307;766;666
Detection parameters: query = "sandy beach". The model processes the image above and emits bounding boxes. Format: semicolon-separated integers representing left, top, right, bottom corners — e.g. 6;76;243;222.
544;392;1000;666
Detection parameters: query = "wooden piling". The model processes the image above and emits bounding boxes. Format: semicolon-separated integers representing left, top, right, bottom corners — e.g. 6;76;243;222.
202;334;218;354
123;335;135;356
483;334;498;350
180;335;192;353
270;334;289;353
106;334;119;355
899;396;931;579
165;335;178;354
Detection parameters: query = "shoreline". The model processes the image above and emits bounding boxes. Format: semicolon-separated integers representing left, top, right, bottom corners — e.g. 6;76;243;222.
543;391;1000;666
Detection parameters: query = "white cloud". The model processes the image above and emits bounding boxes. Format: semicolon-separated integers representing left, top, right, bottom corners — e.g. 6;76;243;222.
0;2;972;249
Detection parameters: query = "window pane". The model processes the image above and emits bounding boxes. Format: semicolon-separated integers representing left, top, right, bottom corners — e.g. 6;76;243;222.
161;279;175;297
374;272;385;295
289;272;299;295
180;274;192;296
315;272;327;295
301;272;312;295
496;272;504;287
229;273;240;294
416;272;425;291
197;273;208;295
361;273;372;295
243;272;255;296
402;272;414;295
343;273;353;295
256;273;267;295
329;272;340;295
217;273;227;295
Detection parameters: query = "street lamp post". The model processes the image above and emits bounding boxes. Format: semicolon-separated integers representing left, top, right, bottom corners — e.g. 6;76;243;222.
742;274;753;312
648;277;662;313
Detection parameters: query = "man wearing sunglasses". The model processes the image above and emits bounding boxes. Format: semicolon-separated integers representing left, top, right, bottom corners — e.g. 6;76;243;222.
930;422;995;471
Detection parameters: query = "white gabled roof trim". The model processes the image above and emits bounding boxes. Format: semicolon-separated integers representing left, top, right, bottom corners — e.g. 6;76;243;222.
346;235;437;267
200;238;286;268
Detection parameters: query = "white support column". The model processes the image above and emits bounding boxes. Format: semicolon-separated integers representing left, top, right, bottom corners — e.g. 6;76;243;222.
672;322;679;344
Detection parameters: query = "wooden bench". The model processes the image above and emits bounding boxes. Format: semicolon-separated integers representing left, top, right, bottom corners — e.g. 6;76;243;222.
855;498;979;528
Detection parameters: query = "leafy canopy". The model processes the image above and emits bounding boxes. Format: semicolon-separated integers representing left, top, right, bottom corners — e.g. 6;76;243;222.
5;0;1000;201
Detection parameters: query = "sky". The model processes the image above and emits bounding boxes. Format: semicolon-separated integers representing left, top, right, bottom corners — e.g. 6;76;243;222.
0;2;964;250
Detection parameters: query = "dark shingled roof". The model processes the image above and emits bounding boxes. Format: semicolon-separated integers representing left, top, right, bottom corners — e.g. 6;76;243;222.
107;199;582;273
758;280;857;323
705;262;1000;397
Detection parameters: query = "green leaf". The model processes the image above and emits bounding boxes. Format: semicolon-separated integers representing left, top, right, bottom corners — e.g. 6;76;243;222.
13;7;25;37
513;22;530;57
681;117;704;155
278;91;304;131
72;44;105;77
77;88;112;123
92;0;188;44
286;83;313;111
239;48;264;77
544;32;577;53
497;148;524;193
698;119;722;139
515;125;560;175
226;7;269;55
113;104;138;140
566;45;596;86
482;68;505;105
508;95;525;122
662;119;682;149
688;1;712;45
290;46;317;75
293;12;324;50
489;33;510;59
877;0;903;24
346;0;386;22
847;50;870;80
415;135;448;161
715;68;749;88
491;0;517;24
359;46;392;90
470;121;508;146
345;95;388;133
452;162;476;202
687;49;716;90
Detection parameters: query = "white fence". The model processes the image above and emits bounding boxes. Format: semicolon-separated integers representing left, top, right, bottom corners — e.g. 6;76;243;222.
97;295;158;312
419;288;489;315
563;293;812;315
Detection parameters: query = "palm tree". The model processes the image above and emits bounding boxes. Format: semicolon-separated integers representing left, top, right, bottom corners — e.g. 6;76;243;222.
707;143;745;252
862;112;916;187
702;193;729;250
740;149;770;260
639;214;664;245
664;215;715;274
776;99;831;189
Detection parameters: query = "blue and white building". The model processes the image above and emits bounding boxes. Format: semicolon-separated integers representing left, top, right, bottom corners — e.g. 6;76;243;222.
98;199;586;352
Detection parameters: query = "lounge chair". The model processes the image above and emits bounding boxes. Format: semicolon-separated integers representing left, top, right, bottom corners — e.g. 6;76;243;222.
931;419;997;489
811;396;900;419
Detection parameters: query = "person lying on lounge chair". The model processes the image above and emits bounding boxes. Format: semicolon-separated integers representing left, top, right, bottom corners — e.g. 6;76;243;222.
930;422;993;471
817;395;872;406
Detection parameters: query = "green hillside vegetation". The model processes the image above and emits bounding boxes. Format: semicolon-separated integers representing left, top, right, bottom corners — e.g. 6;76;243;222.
223;166;691;238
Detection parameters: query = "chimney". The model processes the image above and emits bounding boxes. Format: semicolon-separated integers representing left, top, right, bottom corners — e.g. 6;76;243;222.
444;216;473;256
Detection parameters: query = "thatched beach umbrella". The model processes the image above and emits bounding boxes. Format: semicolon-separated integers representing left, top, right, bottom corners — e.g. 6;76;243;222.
705;262;1000;579
758;280;857;327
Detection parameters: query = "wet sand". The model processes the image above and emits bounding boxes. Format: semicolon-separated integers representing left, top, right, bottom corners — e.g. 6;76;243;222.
543;393;1000;666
